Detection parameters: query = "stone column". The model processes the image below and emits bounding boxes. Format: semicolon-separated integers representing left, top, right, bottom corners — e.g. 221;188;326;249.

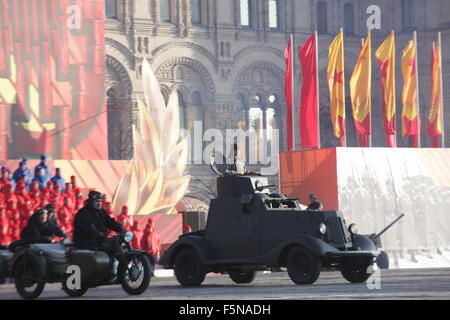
177;0;185;37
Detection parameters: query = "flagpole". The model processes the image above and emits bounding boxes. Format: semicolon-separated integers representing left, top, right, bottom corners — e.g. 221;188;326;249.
341;28;347;148
315;31;321;149
290;34;295;151
413;31;421;148
438;32;445;148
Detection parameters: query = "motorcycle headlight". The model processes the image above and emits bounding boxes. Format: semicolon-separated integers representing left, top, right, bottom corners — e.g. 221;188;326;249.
348;223;358;235
319;223;327;235
124;231;134;243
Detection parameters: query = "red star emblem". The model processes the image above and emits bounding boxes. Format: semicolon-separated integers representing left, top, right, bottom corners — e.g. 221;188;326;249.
333;71;343;86
379;60;389;79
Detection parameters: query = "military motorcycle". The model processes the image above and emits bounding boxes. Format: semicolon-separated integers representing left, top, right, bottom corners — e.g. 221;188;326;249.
0;231;153;299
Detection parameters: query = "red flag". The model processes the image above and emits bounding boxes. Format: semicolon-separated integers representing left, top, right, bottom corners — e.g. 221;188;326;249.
299;34;319;149
284;38;294;151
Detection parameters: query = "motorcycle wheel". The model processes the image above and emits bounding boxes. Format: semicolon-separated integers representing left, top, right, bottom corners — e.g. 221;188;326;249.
14;257;45;300
120;254;152;295
62;283;89;297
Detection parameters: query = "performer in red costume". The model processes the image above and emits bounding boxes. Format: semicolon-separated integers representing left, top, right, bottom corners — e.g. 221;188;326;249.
63;183;76;205
29;181;41;199
183;225;193;234
131;220;143;250
102;201;115;218
117;205;131;226
0;205;10;247
15;181;31;209
3;184;17;207
70;176;78;191
141;218;161;263
20;201;34;230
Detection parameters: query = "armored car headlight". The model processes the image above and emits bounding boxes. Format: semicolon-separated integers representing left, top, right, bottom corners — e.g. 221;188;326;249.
348;223;358;235
319;223;327;235
124;231;134;243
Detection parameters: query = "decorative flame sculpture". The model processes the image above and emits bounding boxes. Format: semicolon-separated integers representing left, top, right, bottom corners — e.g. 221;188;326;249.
111;59;190;215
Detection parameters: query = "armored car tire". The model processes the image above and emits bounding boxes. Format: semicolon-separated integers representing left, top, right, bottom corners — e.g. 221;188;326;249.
341;258;373;283
14;257;46;300
286;246;322;285
174;247;206;287
120;254;152;295
229;271;256;284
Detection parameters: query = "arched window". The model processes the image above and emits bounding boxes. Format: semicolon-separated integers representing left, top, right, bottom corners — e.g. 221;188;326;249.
403;0;420;31
344;3;354;35
268;0;279;29
317;1;328;33
240;0;250;27
105;0;118;19
160;0;171;22
191;0;201;24
179;91;204;163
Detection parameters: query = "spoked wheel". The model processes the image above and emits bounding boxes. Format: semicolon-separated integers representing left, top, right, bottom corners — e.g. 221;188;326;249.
341;258;373;283
14;257;45;300
62;282;89;297
174;248;206;287
286;246;322;285
229;271;256;284
120;254;152;295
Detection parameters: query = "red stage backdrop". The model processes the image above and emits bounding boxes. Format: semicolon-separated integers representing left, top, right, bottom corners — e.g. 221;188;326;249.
0;0;107;160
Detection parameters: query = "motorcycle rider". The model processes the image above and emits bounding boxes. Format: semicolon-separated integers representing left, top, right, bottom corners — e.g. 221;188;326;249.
73;191;126;254
20;208;66;242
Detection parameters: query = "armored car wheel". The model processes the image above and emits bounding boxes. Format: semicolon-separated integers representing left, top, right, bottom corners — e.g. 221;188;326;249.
174;247;206;287
229;271;256;284
286;246;322;285
341;258;373;283
120;254;152;295
14;257;45;300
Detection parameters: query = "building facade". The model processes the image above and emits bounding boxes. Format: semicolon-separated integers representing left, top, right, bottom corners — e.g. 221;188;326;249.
105;0;450;203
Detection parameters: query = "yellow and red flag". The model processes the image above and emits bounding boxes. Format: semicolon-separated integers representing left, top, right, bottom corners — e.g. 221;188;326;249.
350;31;372;147
401;38;420;146
327;30;346;147
375;31;397;147
428;42;444;147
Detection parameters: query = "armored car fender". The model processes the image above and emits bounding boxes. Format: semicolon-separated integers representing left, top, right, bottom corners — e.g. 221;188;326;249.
160;233;213;268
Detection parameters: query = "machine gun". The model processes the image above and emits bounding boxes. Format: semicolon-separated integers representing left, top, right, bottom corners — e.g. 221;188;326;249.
369;213;405;249
368;213;405;270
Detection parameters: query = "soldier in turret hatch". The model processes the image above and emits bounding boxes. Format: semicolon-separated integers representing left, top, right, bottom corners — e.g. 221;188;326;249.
307;194;323;211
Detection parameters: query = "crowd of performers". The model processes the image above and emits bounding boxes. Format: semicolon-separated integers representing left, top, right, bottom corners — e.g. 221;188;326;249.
0;156;165;260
